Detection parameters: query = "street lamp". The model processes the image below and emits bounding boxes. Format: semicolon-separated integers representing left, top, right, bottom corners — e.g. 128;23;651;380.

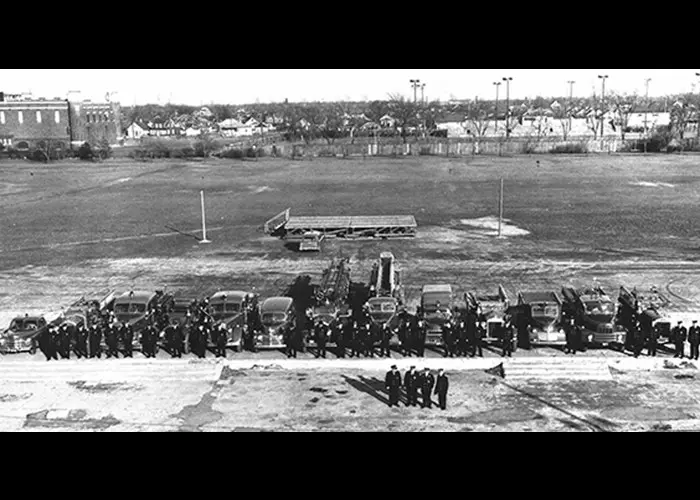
421;84;426;105
696;73;700;139
502;77;513;138
567;81;576;130
644;78;652;153
598;75;609;137
493;82;502;132
410;80;421;104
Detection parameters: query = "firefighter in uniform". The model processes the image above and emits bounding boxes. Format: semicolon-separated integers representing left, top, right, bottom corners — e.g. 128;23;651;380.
442;322;454;358
415;317;427;358
141;325;153;358
284;327;296;359
473;322;485;358
673;321;687;359
420;368;435;409
385;365;402;408
647;323;658;357
380;324;392;358
105;324;119;359
434;369;450;411
59;324;71;360
50;326;61;360
215;323;228;358
502;321;514;358
123;324;134;358
39;326;55;361
198;324;209;359
89;324;102;359
404;366;418;407
633;321;646;358
689;320;700;361
74;324;87;359
335;322;346;358
564;318;575;355
314;320;328;359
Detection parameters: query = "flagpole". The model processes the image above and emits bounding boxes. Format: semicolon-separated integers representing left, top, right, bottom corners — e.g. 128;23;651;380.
200;190;211;244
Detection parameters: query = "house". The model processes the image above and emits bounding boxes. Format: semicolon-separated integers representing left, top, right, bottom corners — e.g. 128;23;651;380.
379;114;397;128
219;118;250;138
126;121;147;140
435;112;467;138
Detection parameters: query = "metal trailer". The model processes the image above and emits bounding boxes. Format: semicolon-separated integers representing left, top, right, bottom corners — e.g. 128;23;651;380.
265;209;418;241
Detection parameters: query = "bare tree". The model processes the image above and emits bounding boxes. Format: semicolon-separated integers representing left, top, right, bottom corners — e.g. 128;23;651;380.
609;92;639;140
388;94;420;144
460;100;493;154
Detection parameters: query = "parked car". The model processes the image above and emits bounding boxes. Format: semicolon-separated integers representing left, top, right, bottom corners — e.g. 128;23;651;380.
0;315;50;354
258;297;297;349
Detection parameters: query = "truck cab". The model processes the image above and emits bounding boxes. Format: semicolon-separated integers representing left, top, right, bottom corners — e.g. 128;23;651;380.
420;284;454;346
562;286;626;348
518;290;565;346
465;286;511;344
209;291;258;352
259;297;297;349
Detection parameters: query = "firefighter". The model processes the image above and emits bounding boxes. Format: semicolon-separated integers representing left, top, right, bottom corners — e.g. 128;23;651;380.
673;321;687;359
171;323;183;358
633;321;646;358
39;326;55;361
123;324;134;358
647;323;658;357
473;322;485;358
398;312;410;356
89;324;102;359
140;325;152;358
335;321;346;358
72;324;84;359
415;317;427;358
314;320;328;359
49;326;61;360
434;369;450;411
59;324;71;360
105;324;119;359
689;320;700;361
363;322;376;358
442;322;454;358
197;324;209;359
385;365;403;408
404;366;418;407
380;324;392;358
456;317;468;358
284;327;296;359
215;323;228;358
564;318;576;355
420;369;435;409
348;322;359;358
502;321;514;358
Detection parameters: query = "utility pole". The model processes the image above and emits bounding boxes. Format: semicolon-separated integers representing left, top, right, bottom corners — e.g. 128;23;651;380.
410;79;421;104
644;78;651;154
503;77;513;138
598;75;609;138
421;84;426;105
493;82;502;133
696;73;700;140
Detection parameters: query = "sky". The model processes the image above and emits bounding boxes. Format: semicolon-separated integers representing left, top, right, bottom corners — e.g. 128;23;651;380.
1;69;699;105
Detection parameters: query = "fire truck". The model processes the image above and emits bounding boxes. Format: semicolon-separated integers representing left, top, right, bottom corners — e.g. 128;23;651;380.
561;286;626;349
365;252;403;333
464;286;512;346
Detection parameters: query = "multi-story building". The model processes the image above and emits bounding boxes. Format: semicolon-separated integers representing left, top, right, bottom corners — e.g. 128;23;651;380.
0;91;122;152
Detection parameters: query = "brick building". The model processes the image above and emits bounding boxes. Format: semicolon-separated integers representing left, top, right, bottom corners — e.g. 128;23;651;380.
0;91;122;153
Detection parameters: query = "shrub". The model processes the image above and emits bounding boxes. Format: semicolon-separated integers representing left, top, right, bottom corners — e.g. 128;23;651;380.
78;142;95;161
245;146;265;158
219;148;245;159
550;143;588;154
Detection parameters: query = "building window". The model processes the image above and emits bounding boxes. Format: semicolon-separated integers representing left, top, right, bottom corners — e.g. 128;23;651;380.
18;111;24;124
36;111;42;124
55;111;60;124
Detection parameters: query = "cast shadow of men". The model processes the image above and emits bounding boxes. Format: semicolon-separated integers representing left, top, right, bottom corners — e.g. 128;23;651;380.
343;375;404;407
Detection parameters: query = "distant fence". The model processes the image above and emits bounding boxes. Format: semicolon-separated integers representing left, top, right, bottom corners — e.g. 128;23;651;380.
252;136;627;159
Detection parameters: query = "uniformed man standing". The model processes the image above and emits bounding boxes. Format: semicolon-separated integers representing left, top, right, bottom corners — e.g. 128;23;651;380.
385;365;403;408
123;324;134;358
284;327;296;359
434;369;450;411
140;326;152;358
105;324;119;359
633;321;645;358
404;366;418;407
442;322;454;358
74;324;87;359
39;326;54;361
49;326;61;361
502;322;514;358
59;324;71;360
673;321;687;359
420;369;435;409
647;323;658;358
335;322;346;359
89;324;102;359
416;318;427;358
564;318;575;355
689;320;700;361
198;324;209;359
380;324;392;358
314;320;328;359
171;323;184;359
473;322;485;358
215;323;228;358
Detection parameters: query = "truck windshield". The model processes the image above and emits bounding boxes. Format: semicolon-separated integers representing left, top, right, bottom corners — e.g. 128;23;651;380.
9;319;39;331
212;303;241;315
423;293;451;310
370;302;396;313
531;304;559;318
115;303;146;314
585;301;614;315
262;313;286;326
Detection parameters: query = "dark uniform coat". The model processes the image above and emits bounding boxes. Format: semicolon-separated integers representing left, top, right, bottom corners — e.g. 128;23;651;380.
420;372;435;409
435;374;449;410
385;369;403;407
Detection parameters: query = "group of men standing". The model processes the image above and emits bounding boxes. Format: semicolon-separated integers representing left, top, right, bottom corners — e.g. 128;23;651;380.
38;321;137;361
385;365;450;410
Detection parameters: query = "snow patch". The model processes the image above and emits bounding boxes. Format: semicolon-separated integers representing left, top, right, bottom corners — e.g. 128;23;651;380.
460;217;531;237
631;181;675;188
250;186;275;194
105;177;133;187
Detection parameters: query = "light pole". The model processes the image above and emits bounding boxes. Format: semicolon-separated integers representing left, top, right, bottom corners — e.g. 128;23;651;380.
567;80;575;131
598;75;609;137
493;82;502;133
644;78;651;153
696;73;700;140
502;77;513;138
410;79;421;104
421;84;426;105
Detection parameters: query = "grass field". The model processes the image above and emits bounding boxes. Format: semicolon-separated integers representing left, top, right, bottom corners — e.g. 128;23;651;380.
2;154;700;324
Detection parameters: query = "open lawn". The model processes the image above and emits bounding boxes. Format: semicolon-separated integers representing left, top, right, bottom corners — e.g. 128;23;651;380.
2;154;700;323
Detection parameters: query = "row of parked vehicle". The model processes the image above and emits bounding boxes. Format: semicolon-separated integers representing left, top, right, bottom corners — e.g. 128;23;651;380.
1;253;696;355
